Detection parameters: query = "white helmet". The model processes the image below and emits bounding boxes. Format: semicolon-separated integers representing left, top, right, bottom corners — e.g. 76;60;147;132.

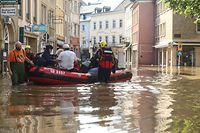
63;44;70;49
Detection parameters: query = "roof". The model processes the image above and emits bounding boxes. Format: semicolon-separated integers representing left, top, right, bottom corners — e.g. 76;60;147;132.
80;0;124;14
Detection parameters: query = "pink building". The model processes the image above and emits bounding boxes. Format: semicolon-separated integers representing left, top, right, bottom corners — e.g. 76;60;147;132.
131;0;155;66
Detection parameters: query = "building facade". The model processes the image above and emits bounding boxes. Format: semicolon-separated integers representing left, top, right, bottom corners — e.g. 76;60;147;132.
56;0;65;48
80;2;102;60
37;0;56;52
155;0;200;67
131;0;155;67
90;10;125;68
0;3;18;73
124;2;133;69
69;0;80;57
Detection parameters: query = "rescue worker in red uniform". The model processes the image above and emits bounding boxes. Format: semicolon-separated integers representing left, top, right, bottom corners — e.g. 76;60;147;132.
94;40;115;83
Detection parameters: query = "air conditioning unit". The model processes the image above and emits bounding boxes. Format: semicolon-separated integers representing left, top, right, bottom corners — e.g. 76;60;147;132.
4;17;12;24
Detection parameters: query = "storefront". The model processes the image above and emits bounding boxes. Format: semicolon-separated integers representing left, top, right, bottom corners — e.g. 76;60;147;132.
156;42;200;67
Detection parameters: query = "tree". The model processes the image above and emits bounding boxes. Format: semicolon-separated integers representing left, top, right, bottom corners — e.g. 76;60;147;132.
164;0;200;22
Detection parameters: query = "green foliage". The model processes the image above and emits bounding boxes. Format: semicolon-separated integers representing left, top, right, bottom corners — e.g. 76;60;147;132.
164;0;200;22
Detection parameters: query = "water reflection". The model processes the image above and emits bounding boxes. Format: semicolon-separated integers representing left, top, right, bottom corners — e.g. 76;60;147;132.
0;68;200;132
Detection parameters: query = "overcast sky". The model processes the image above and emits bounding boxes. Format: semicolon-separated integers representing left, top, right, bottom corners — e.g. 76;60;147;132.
83;0;124;8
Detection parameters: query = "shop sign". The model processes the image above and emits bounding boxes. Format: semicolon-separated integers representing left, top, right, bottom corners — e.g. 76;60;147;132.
32;24;47;32
24;26;32;32
0;7;16;16
0;0;17;4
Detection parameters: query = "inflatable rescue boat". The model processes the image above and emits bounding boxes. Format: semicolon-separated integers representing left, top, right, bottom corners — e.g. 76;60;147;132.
28;66;132;85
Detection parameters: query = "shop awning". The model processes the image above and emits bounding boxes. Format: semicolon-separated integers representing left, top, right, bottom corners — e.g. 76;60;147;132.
154;41;172;48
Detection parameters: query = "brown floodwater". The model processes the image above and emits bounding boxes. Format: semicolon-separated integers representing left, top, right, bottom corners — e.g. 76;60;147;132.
0;67;200;133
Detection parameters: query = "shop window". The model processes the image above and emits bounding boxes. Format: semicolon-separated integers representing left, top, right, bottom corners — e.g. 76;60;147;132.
197;22;200;33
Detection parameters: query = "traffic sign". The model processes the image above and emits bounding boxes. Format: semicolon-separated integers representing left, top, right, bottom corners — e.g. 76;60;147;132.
43;32;49;42
0;7;16;16
177;51;182;56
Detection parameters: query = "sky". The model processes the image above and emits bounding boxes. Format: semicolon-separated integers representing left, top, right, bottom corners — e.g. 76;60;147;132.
83;0;124;9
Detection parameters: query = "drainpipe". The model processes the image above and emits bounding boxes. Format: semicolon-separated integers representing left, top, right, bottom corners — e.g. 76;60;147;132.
162;48;164;69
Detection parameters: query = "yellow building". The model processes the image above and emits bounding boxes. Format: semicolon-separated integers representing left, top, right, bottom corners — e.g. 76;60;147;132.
155;0;200;67
56;0;65;46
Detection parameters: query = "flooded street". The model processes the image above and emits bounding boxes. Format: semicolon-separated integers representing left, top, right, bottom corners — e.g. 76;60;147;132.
0;67;200;133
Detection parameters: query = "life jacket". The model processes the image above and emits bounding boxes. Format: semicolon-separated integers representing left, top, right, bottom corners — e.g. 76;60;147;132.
13;49;25;63
99;47;113;69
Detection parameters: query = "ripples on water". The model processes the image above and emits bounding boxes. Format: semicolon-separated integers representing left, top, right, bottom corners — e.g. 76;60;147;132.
0;69;200;133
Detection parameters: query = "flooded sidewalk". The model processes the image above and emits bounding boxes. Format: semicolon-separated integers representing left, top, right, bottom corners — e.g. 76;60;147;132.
0;67;200;133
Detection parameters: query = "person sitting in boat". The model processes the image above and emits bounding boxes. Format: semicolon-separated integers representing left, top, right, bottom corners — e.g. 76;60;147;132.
55;44;64;57
57;44;78;72
41;45;56;67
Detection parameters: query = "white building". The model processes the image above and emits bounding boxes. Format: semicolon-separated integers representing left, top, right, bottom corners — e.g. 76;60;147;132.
90;10;125;68
124;2;134;68
80;2;103;60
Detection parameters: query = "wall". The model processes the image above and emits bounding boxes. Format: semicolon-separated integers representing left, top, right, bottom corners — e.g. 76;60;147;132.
173;14;200;42
195;47;200;66
138;1;155;65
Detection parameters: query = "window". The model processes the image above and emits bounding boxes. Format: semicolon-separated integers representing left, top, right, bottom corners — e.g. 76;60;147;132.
157;1;168;15
33;0;37;23
119;35;123;43
113;20;116;28
105;36;109;43
99;21;102;29
112;35;116;44
119;20;123;28
93;22;96;30
83;15;86;20
197;22;200;32
82;25;85;31
82;37;85;44
162;22;166;36
26;0;30;20
99;36;102;42
74;24;79;37
48;10;54;27
41;4;47;24
105;21;109;29
69;0;72;11
74;1;77;13
93;37;96;45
